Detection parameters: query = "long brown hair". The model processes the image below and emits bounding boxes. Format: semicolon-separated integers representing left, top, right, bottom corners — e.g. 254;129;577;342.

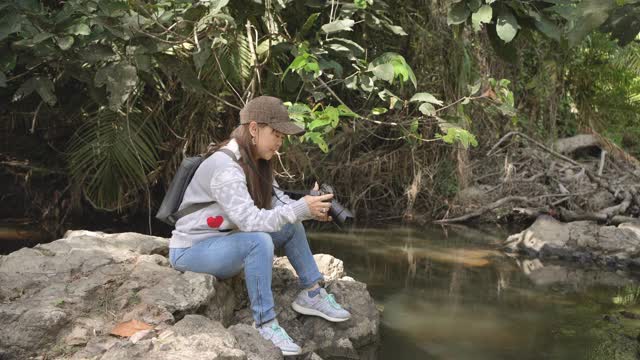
206;124;273;209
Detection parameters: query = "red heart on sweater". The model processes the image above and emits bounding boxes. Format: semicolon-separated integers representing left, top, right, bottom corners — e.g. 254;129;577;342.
206;216;224;228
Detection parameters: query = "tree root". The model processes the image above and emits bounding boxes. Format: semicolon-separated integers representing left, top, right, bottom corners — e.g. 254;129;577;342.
446;131;640;225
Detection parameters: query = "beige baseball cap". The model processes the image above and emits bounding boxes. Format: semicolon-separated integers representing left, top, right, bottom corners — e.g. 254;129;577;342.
239;96;305;135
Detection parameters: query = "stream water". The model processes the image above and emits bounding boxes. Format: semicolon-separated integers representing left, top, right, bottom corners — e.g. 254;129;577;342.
306;225;640;360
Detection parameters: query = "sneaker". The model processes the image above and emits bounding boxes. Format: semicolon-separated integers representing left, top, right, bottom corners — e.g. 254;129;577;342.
292;288;351;322
258;319;302;356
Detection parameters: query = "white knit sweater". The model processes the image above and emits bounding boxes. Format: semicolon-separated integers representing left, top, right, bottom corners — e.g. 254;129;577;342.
169;139;312;248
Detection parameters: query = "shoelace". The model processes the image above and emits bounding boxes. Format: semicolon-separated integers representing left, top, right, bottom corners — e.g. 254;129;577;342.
271;323;293;342
324;293;341;310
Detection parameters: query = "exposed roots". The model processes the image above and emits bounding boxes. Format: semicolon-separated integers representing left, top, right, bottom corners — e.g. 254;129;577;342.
444;131;640;225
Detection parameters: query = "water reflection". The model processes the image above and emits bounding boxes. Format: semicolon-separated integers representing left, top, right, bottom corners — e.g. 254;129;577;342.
307;226;640;360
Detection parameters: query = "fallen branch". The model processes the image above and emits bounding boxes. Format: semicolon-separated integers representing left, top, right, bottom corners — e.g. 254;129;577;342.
596;191;632;217
434;196;531;224
489;131;625;200
488;131;581;167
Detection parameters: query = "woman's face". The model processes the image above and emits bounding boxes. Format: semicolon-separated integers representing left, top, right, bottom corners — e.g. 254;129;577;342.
251;123;284;160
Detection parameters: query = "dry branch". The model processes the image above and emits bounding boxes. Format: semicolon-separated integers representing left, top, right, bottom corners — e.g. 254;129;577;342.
449;131;640;226
434;196;532;224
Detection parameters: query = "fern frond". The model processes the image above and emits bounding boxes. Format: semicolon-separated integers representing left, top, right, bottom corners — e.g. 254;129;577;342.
67;110;160;211
612;43;640;75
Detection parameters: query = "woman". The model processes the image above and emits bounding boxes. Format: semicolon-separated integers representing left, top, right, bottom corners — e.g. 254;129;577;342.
168;96;351;356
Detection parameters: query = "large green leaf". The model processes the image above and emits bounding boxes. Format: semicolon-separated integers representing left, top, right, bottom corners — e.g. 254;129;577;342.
304;131;329;153
529;11;561;41
496;8;520;43
193;41;212;71
56;35;74;50
332;38;364;53
410;92;443;105
472;5;493;32
66;23;91;35
567;0;616;46
436;125;478;149
384;24;407;36
0;12;23;40
369;52;417;87
157;54;205;92
301;12;320;36
318;58;343;78
370;63;394;82
419;103;436;116
80;44;117;63
448;2;470;25
13;76;57;105
98;1;129;17
321;19;355;34
94;62;139;110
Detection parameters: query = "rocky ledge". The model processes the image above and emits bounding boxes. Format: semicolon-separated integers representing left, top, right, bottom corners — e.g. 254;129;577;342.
0;231;379;359
504;215;640;269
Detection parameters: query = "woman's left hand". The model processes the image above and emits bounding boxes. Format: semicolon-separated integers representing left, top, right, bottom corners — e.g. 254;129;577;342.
311;182;332;222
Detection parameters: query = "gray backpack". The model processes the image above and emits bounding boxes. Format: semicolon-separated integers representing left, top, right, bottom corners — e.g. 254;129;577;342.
155;149;236;226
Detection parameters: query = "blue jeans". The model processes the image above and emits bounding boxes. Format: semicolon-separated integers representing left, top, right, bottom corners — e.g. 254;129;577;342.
169;222;323;325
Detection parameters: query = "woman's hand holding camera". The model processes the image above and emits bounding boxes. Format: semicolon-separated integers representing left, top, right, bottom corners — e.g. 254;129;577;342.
304;182;333;222
303;194;333;222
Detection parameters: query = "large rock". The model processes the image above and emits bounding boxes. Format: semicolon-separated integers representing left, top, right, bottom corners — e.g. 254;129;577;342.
240;256;378;359
87;315;246;360
504;215;640;267
0;231;379;359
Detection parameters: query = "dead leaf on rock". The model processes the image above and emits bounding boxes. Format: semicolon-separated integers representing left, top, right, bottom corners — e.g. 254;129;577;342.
110;319;153;337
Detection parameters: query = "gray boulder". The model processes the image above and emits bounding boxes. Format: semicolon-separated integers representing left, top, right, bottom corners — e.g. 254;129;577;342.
96;315;245;360
0;230;379;359
504;215;640;267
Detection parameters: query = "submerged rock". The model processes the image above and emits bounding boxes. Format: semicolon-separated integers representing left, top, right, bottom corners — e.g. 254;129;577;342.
0;230;379;359
504;215;640;268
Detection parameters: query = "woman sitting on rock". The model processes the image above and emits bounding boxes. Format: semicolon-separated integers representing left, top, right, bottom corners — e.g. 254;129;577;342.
168;96;351;356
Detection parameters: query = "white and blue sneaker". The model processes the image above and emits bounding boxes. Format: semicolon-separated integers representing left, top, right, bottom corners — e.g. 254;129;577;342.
292;287;351;322
258;319;302;356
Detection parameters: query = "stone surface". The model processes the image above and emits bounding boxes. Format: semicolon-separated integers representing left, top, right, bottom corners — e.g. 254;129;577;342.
229;323;283;360
0;230;379;359
504;215;640;268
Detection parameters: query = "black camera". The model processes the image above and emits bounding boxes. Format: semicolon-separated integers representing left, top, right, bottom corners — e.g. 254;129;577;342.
309;184;354;226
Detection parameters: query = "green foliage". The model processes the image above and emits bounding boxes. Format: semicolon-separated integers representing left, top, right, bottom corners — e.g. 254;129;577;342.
446;0;640;48
14;0;639;216
436;125;479;149
285;43;321;78
565;33;640;155
286;102;357;153
67;110;160;211
612;285;640;306
410;92;442;116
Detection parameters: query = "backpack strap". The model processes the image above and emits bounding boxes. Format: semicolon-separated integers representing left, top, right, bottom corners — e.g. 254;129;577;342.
218;148;237;161
170;148;238;223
